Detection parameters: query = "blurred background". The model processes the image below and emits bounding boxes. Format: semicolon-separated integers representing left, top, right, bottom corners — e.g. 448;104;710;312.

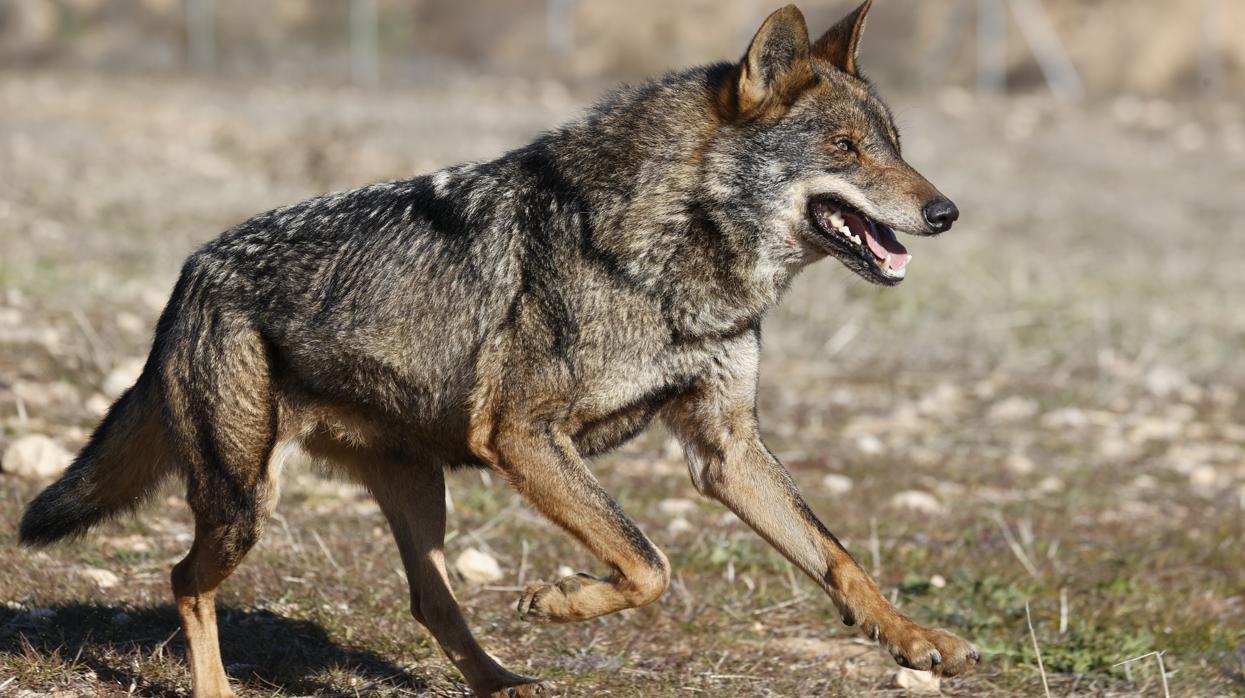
1;1;1243;697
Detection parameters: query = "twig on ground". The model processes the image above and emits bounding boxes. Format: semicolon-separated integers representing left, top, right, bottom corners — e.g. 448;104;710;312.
1026;600;1051;698
311;529;343;572
869;516;881;577
1114;651;1172;698
993;511;1040;577
1059;587;1068;634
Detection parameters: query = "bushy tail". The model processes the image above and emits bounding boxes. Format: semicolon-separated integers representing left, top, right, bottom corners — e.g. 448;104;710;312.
19;366;172;546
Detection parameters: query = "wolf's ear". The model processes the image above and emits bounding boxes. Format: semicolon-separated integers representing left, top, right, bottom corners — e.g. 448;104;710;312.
736;4;814;116
812;0;872;76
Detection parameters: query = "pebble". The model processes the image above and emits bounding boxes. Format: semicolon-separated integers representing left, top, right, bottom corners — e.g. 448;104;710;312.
987;396;1038;423
820;473;854;496
79;567;120;589
2;434;71;479
855;433;884;455
453;548;503;585
667;517;693;535
657;498;697;516
890;491;945;516
102;357;145;398
893;667;941;693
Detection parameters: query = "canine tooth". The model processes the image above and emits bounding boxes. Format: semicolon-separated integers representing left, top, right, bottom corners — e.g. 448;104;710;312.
830;212;845;229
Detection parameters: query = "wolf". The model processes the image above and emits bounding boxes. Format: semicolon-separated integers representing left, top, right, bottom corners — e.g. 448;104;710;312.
19;2;976;695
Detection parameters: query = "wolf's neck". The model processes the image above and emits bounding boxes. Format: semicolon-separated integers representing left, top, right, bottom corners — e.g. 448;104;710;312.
527;65;797;339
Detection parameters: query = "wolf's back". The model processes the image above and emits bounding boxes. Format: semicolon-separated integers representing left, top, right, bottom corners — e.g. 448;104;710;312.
19;364;172;546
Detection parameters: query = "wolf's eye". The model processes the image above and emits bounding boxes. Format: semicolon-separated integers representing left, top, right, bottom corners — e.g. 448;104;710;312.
833;137;855;153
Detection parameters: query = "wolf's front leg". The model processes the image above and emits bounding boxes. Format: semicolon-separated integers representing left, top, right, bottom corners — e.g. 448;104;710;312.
663;345;979;676
473;417;671;623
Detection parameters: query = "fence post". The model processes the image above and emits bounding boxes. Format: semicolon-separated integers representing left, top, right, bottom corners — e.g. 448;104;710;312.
1007;0;1083;101
351;0;380;86
185;0;215;71
976;0;1007;94
547;0;575;57
1199;0;1225;94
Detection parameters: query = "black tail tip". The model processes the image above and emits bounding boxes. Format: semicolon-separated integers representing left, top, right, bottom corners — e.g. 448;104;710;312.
18;485;94;547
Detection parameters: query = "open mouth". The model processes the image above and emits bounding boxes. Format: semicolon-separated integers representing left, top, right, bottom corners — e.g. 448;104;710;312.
807;198;911;283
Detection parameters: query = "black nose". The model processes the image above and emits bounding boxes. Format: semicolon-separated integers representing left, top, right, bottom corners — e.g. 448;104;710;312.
922;197;959;233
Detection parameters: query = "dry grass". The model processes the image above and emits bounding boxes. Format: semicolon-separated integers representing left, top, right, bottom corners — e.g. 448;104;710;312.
1;69;1244;696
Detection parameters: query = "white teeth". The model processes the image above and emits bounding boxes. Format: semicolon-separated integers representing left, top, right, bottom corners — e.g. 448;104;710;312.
829;212;845;229
881;254;908;279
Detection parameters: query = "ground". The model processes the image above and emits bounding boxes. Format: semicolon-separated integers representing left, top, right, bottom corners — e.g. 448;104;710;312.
1;70;1243;696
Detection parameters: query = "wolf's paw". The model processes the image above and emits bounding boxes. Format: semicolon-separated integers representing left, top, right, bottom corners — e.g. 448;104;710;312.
879;621;979;677
516;572;602;623
482;678;547;698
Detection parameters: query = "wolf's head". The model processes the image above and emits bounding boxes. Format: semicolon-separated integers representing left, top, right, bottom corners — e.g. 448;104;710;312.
705;2;957;286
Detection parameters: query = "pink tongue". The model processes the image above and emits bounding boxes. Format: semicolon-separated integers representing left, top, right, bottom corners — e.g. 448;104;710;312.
864;222;910;271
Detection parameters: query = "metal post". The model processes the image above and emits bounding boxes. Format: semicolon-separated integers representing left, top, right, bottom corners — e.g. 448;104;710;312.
976;0;1007;95
1008;0;1083;101
1199;0;1225;94
547;0;575;57
351;0;380;86
185;0;215;71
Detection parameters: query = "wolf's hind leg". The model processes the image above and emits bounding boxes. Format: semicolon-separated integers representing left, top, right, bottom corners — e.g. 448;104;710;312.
164;319;282;698
352;459;545;698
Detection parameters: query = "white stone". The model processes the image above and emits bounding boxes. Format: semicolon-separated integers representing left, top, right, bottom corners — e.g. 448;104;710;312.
1037;476;1065;494
657;498;697;516
1145;365;1189;398
454;548;503;585
987;396;1038;423
930;574;947;589
855;433;884;455
890;491;945;516
1004;452;1035;476
2;434;71;479
85;392;112;417
667;517;693;535
79;567;120;589
821;473;854;496
102;357;146;398
1188;465;1220;491
893;667;941;693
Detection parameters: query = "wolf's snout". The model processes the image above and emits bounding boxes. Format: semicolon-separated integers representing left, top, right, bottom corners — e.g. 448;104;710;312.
922;197;959;233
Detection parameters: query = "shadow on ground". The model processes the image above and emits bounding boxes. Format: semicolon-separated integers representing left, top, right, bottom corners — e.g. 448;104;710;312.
0;603;427;696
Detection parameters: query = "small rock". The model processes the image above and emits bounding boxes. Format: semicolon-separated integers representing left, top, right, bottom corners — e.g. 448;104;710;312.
556;564;575;579
115;311;146;335
1145;365;1189;398
1037;476;1065;494
454;548;503;585
893;667;941;693
821;473;854;496
890;491;945;516
657;498;697;516
102;357;146;398
987;396;1038;423
1004;452;1035;476
79;567;120;589
85;392;112;417
1188;465;1221;491
2;434;71;479
855;433;884;455
930;574;947;589
667;517;693;535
